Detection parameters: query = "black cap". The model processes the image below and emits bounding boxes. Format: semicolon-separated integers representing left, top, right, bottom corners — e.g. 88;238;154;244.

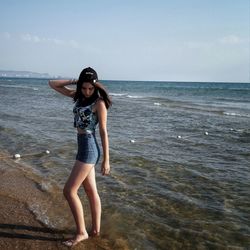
79;67;98;83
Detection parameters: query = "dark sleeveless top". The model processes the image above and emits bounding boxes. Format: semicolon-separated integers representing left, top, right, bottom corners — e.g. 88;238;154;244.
73;100;98;133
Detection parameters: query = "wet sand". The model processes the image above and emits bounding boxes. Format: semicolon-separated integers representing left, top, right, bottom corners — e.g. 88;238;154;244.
0;152;119;250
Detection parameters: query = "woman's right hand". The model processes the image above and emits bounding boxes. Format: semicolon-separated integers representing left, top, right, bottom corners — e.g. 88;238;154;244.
48;79;76;98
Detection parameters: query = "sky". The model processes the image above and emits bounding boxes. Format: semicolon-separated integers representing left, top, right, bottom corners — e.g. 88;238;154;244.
0;0;249;82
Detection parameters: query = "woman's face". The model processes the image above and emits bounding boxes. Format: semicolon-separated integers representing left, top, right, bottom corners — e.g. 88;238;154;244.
81;82;95;98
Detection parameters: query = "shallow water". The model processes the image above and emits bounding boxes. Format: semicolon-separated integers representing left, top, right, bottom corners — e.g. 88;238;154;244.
0;78;250;249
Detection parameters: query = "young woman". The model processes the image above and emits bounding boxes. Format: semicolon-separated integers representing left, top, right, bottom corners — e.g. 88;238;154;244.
48;67;112;247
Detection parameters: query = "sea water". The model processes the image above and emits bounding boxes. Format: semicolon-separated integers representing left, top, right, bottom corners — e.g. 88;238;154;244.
0;78;250;249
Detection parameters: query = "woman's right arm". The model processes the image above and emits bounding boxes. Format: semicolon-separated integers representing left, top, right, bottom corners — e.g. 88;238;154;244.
48;79;76;98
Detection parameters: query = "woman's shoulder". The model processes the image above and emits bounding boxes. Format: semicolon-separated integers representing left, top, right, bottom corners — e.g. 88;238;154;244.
96;97;106;106
94;98;106;112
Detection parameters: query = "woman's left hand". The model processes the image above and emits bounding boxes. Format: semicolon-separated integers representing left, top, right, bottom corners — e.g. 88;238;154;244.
101;160;110;176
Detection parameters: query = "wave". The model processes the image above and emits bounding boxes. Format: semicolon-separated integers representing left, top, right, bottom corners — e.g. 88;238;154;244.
154;102;161;106
127;95;144;99
110;93;126;97
223;112;250;118
0;84;38;90
110;92;144;99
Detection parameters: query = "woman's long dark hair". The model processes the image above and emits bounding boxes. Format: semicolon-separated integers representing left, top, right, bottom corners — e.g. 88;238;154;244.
73;68;112;109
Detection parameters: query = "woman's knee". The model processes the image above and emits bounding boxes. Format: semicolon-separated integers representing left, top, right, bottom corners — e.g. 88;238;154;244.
63;185;77;199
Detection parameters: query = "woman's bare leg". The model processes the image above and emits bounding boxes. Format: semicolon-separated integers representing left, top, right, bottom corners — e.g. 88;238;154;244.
83;167;101;236
63;160;94;245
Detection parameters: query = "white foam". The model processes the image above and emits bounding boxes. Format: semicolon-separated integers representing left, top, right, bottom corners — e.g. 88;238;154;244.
109;93;143;99
110;93;126;97
38;181;52;192
0;84;38;90
154;102;161;106
223;112;250;118
224;112;239;116
127;95;143;99
28;203;53;227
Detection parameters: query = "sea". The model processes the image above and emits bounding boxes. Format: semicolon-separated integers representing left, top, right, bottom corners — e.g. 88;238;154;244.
0;78;249;249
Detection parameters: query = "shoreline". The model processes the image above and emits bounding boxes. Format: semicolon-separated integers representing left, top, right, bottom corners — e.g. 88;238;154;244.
0;152;118;250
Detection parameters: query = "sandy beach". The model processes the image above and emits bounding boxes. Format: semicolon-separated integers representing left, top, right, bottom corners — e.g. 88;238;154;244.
0;152;120;250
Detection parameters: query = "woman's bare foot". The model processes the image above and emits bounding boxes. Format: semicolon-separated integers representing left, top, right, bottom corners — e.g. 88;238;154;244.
63;233;89;247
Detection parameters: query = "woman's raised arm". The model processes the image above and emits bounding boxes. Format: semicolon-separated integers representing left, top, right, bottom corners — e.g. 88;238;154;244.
48;79;76;98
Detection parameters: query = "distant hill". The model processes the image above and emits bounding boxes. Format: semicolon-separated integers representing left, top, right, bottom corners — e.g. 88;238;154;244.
0;70;55;78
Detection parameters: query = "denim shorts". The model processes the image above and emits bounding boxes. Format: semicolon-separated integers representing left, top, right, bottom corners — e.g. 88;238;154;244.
76;133;100;165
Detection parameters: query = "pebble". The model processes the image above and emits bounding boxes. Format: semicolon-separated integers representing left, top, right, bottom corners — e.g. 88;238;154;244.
13;154;21;159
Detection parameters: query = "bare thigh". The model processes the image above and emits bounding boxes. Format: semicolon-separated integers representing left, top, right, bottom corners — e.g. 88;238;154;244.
64;160;94;193
83;167;98;195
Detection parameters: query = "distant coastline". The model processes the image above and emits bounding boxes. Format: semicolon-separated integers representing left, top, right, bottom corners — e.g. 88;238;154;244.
0;70;249;84
0;70;59;79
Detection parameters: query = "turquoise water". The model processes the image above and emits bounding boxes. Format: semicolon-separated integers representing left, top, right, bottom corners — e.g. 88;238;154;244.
0;78;250;249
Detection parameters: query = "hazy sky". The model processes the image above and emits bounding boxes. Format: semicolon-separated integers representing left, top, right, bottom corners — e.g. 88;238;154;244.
0;0;249;82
